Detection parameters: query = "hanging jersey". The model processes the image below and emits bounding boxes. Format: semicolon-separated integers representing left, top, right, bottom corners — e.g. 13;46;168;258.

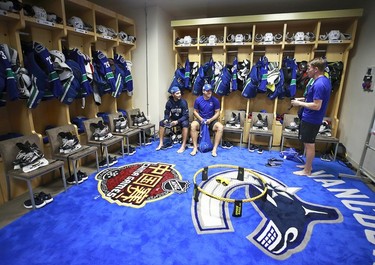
22;42;63;108
92;50;116;95
242;56;268;99
66;48;93;95
32;42;63;98
282;57;297;98
189;62;199;91
214;66;231;96
184;58;191;89
0;50;18;102
231;57;238;92
168;67;185;93
1;44;31;100
193;59;214;95
22;43;48;108
267;67;285;100
242;64;259;99
108;59;124;98
114;54;133;95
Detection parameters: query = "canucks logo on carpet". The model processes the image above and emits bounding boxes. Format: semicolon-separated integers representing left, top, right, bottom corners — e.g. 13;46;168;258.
192;168;342;260
95;162;189;208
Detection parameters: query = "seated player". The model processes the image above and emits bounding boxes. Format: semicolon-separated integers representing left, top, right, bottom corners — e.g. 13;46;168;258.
156;86;189;153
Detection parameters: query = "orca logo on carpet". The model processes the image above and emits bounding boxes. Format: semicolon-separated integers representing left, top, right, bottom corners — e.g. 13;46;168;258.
192;169;343;260
95;162;189;208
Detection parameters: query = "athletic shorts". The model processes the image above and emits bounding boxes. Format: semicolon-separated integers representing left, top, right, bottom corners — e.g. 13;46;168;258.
159;119;189;128
299;120;320;143
194;119;218;131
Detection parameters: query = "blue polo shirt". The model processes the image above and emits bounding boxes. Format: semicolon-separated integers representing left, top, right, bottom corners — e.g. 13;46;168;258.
302;76;331;124
194;95;220;119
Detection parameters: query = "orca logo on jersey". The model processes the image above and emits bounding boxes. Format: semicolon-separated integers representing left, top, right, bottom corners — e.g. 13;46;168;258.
97;51;106;60
192;169;342;260
34;43;46;53
119;56;126;63
95;162;189;208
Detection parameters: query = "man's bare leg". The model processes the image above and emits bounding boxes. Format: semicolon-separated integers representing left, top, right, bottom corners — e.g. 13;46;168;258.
177;127;188;153
156;126;165;150
211;122;223;157
294;143;314;176
190;121;199;156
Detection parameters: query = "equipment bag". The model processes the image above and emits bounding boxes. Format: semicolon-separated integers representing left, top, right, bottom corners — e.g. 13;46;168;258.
198;123;213;153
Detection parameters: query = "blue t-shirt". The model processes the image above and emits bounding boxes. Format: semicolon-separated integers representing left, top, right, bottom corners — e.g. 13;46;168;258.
194;95;220;119
302;76;331;124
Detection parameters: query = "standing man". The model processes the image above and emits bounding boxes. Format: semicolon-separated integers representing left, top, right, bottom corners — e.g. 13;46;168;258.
190;83;223;157
291;57;332;176
156;86;189;153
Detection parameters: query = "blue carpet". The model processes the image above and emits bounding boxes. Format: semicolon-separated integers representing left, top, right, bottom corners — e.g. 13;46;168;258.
0;142;374;265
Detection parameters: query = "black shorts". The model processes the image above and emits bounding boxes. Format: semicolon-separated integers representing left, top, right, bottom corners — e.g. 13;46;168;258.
194;119;218;131
299;120;320;143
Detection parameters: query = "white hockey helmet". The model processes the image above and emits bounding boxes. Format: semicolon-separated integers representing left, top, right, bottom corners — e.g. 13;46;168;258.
118;31;128;41
68;16;84;29
32;6;47;21
96;25;108;36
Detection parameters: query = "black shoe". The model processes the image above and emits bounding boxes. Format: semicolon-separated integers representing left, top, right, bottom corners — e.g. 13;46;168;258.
268;158;284;163
23;194;46;209
108;156;118;166
225;141;233;149
99;156;118;167
37;191;53;204
77;170;88;181
124;146;136;155
266;160;283;167
321;153;333;162
67;173;84;184
161;142;173;150
249;144;258;152
222;141;233;149
257;147;263;154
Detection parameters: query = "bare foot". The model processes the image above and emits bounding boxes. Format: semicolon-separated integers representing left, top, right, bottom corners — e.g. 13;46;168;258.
293;170;311;176
211;151;217;157
177;147;185;153
296;165;305;169
190;148;198;156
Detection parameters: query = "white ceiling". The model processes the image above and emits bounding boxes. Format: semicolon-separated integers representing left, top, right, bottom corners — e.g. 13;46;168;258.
90;0;368;20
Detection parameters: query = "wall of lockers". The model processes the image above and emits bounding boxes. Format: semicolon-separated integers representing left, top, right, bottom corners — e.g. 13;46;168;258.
0;0;136;203
171;9;362;146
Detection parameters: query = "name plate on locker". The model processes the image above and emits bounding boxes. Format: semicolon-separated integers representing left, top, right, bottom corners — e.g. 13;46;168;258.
328;39;343;43
102;35;113;40
295;40;306;44
121;40;132;44
75;28;88;34
36;19;55;27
